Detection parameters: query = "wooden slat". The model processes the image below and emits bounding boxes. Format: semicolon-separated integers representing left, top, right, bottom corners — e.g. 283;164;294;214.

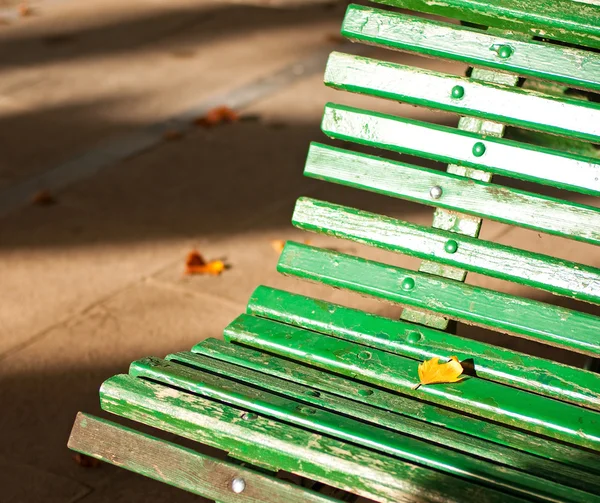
371;0;600;50
305;143;600;245
247;286;600;410
292;198;600;304
68;413;335;503
223;314;600;452
193;338;600;474
343;6;600;92
277;242;600;356
129;355;600;502
99;374;523;503
321;103;600;196
324;52;600;143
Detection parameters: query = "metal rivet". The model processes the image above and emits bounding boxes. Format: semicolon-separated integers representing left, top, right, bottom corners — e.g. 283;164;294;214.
429;186;443;199
241;412;257;421
406;331;422;343
497;45;513;58
231;477;246;494
401;277;415;291
297;405;317;415
358;389;373;397
472;142;486;157
444;240;458;254
450;85;464;99
305;390;320;397
358;350;372;360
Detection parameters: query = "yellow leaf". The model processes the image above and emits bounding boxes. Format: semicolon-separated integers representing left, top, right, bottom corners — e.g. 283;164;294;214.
417;356;464;387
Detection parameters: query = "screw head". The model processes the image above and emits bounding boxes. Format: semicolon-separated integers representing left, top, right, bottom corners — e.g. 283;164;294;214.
444;240;458;254
497;45;513;58
241;412;257;421
358;389;373;397
406;331;422;343
401;277;415;291
451;85;464;99
429;186;443;199
472;142;486;157
231;477;246;494
305;390;320;397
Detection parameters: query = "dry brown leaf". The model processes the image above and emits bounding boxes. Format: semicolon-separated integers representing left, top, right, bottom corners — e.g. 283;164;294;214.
73;453;101;468
415;356;464;389
271;240;285;253
31;189;55;206
185;250;226;275
163;129;184;141
194;106;239;128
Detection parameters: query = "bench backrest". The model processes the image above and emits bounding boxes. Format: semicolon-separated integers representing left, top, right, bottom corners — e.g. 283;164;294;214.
274;0;600;429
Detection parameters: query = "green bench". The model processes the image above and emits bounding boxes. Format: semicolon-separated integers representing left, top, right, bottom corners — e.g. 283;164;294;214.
69;1;600;501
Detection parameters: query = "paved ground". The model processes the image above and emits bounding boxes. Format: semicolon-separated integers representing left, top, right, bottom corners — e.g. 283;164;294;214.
0;1;598;502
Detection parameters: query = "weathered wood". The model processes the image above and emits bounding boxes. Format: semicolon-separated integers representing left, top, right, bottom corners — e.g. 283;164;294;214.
193;338;600;474
68;413;336;503
343;5;600;92
128;356;600;502
370;0;600;49
100;375;526;503
325;52;600;142
292;198;600;304
278;242;600;356
247;286;600;410
321;103;600;196
304;143;600;246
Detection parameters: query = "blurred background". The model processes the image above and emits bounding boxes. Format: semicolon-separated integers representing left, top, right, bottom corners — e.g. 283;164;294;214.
0;0;598;501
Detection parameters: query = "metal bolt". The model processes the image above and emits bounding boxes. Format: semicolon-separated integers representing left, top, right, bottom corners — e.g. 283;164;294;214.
402;277;415;291
406;331;422;343
497;45;513;58
231;477;246;494
472;142;486;157
241;412;257;421
429;186;443;199
358;389;373;397
305;390;320;397
451;85;465;99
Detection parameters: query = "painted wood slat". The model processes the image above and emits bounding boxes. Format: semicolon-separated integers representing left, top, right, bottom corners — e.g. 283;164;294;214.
192;338;600;474
68;413;336;503
247;286;600;410
170;350;600;492
292;198;600;304
325;52;600;143
321;103;600;196
370;0;600;50
99;374;521;503
129;356;600;502
277;242;600;356
223;314;600;452
343;5;600;92
305;143;600;245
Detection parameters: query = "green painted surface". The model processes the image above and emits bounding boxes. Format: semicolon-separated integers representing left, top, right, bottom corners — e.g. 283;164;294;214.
321;103;600;196
100;374;522;503
369;0;600;49
343;5;600;92
193;338;600;474
223;314;600;451
304;143;600;245
248;286;600;409
278;242;600;356
292;198;600;305
324;52;600;143
127;356;599;502
68;413;335;503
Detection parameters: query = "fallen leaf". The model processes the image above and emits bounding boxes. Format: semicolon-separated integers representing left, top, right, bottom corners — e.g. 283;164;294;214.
415;356;464;389
31;189;55;206
185;250;226;276
271;240;285;253
194;106;239;128
163;129;184;141
73;453;101;468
